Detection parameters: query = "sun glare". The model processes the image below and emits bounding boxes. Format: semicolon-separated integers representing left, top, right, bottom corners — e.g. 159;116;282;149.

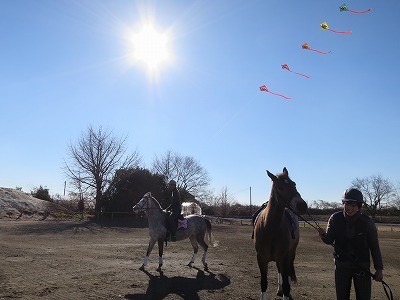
129;22;172;74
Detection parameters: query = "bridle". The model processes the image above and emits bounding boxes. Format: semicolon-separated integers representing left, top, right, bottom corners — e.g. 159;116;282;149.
133;194;162;212
273;177;301;211
134;195;151;212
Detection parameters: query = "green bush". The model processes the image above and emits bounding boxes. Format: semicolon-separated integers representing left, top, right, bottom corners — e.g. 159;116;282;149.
31;186;52;202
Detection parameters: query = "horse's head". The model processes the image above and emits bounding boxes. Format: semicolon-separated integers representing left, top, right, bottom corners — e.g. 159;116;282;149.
267;167;308;215
133;192;155;213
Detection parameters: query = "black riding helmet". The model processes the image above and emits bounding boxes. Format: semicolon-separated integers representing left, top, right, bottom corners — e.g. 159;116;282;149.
342;188;364;207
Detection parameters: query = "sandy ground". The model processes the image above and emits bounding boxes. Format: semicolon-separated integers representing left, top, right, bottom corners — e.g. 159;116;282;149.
0;219;399;300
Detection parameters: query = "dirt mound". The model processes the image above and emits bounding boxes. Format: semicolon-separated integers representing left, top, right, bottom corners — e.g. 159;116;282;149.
0;188;47;217
0;187;71;220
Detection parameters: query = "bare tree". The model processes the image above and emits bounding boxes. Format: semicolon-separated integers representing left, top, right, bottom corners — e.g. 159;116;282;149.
63;126;142;213
310;200;341;210
351;175;395;217
213;186;235;217
152;151;211;200
390;181;400;210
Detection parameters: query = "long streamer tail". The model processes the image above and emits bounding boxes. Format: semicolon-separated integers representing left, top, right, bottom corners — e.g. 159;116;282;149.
269;91;291;100
293;71;311;78
349;8;372;14
329;28;352;35
309;48;331;55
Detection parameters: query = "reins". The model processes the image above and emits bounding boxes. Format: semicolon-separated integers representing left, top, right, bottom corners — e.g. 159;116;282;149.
286;203;322;231
381;279;394;300
286;205;393;300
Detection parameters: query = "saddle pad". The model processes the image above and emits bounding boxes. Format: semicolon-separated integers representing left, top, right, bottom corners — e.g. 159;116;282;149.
177;219;188;230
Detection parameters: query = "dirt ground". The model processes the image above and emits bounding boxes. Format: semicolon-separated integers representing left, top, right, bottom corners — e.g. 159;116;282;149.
0;219;399;300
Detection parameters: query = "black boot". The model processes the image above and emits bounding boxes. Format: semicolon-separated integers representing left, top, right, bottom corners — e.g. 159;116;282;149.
170;218;178;241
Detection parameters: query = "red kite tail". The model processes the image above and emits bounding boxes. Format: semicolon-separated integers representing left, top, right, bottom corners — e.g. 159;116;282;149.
349;8;372;14
329;29;352;35
293;71;311;78
310;48;331;55
269;91;291;100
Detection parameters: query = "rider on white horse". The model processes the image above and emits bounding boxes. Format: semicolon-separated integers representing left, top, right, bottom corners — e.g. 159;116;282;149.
166;180;182;242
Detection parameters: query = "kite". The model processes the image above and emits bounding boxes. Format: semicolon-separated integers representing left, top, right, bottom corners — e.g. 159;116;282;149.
302;43;331;55
259;85;291;100
281;64;310;79
339;4;372;14
320;22;352;35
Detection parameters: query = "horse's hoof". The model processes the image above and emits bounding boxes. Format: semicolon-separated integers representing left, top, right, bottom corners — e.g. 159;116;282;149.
156;266;162;272
139;265;145;271
187;262;193;268
276;290;283;297
204;265;209;271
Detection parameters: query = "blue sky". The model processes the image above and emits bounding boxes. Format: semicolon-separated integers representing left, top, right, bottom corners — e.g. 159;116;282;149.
1;0;399;206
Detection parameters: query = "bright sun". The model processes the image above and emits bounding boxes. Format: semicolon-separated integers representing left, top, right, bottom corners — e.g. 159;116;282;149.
129;22;172;74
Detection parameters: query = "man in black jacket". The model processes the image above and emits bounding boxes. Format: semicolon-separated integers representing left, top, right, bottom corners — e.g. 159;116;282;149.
318;188;383;300
166;180;182;241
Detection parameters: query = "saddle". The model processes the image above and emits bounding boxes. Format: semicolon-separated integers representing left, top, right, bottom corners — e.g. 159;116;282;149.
165;214;188;231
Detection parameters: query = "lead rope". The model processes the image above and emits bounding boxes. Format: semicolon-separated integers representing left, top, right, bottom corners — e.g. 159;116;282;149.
286;204;322;231
286;206;393;300
382;280;394;300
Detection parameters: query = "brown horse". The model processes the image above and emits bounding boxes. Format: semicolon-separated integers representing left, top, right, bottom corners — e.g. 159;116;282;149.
254;168;308;300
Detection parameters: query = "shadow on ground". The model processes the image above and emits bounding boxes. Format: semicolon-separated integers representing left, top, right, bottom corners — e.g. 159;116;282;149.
125;267;231;300
7;216;149;235
8;220;97;235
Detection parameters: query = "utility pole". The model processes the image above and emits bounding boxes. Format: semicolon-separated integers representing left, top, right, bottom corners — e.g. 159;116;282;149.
249;186;252;216
63;181;66;196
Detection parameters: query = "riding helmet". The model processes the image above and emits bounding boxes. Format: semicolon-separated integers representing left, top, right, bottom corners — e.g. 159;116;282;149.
342;188;364;203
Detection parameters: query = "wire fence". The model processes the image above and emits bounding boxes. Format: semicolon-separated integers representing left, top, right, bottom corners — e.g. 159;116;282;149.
2;208;399;232
206;216;400;232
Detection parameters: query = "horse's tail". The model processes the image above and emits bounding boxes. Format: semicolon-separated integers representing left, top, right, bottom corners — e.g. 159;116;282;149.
204;217;218;247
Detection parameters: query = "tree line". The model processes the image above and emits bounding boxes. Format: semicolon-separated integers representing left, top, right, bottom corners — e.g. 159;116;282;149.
30;125;400;219
309;175;400;218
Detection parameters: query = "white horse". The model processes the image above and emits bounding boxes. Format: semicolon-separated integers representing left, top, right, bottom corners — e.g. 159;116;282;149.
133;192;214;271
